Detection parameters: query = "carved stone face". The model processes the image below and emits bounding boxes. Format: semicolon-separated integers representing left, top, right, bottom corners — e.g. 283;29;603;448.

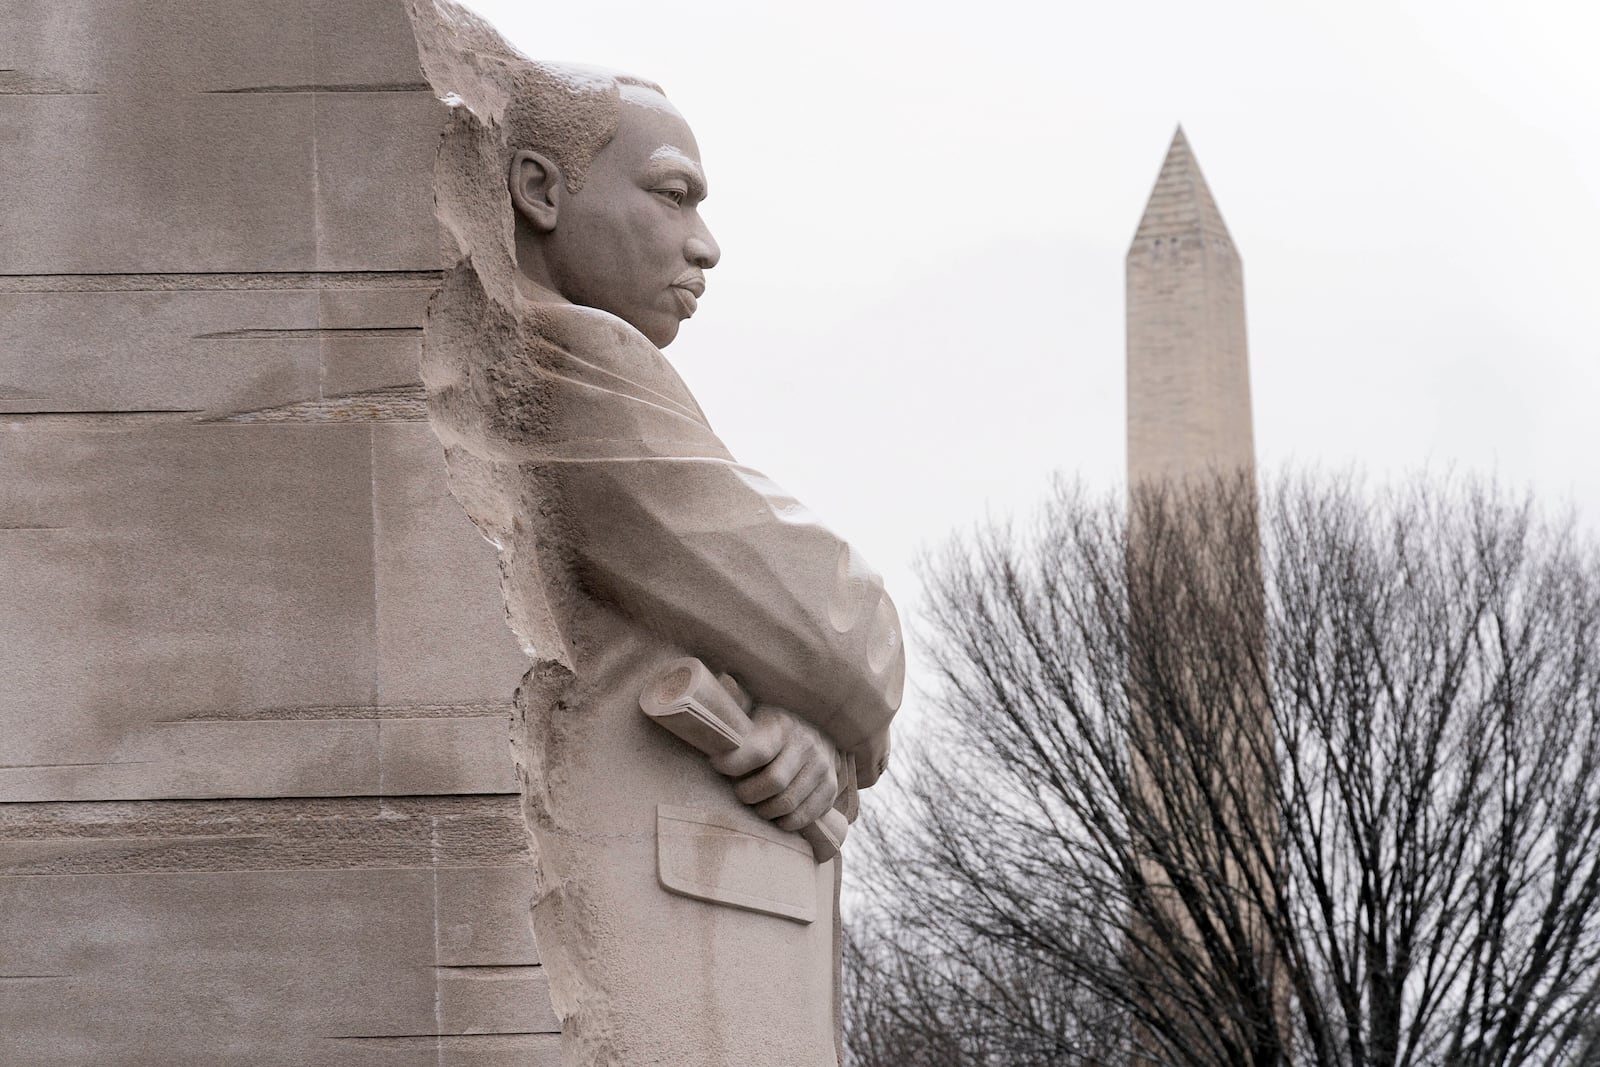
542;92;721;347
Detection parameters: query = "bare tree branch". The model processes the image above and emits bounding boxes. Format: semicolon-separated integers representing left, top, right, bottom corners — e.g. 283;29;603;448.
845;473;1600;1067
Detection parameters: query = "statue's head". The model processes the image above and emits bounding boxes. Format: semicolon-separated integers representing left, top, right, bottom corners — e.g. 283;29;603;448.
504;65;720;348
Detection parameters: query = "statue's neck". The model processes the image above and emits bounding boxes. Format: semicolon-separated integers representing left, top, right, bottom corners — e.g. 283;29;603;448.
512;220;569;307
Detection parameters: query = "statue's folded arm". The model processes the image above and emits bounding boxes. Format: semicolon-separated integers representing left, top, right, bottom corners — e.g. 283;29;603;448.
428;291;902;782
559;453;903;779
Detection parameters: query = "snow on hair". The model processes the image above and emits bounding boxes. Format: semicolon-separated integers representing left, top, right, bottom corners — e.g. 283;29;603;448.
503;62;667;193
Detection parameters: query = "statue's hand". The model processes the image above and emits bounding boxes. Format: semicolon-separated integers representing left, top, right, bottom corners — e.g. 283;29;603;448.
710;707;840;833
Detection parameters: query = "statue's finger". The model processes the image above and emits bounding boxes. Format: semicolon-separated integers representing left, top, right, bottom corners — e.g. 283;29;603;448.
733;742;805;805
710;718;783;777
755;756;825;820
777;777;838;832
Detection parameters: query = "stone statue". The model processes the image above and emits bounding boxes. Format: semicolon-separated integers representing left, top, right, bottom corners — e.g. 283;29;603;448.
408;4;905;1063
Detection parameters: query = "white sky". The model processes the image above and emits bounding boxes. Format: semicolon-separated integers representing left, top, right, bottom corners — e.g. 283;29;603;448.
460;0;1599;728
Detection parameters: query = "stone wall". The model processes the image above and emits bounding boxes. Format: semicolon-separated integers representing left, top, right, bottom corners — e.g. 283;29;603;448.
0;3;553;1063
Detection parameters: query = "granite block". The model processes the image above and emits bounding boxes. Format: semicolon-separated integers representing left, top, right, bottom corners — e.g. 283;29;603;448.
371;424;527;709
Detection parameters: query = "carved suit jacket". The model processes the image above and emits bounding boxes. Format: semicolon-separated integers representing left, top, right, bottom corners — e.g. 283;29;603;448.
425;270;902;785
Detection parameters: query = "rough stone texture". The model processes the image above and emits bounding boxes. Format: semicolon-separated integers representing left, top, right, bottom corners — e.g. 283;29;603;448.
1126;127;1256;483
0;2;548;1062
407;5;905;1064
0;799;548;1067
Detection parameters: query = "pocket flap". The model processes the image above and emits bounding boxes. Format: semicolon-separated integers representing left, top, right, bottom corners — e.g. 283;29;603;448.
656;804;817;925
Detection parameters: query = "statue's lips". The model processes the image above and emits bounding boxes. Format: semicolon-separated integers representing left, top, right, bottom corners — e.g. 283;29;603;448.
670;275;704;317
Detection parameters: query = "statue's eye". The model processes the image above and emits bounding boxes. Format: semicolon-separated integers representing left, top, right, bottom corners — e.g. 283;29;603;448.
656;187;687;206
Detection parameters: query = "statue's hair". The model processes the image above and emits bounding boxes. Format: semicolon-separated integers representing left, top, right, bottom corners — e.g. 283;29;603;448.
502;62;666;193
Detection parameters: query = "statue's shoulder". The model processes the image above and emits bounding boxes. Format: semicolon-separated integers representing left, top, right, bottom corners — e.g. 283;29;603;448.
525;302;705;423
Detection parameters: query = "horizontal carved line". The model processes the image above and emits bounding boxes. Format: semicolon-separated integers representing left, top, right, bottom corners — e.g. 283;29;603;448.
2;833;267;848
0;761;156;770
435;964;543;979
205;82;430;94
194;326;422;340
0;795;521;818
0;271;441;294
0;410;200;426
326;1032;557;1042
0;69;97;95
152;702;512;723
204;384;427;424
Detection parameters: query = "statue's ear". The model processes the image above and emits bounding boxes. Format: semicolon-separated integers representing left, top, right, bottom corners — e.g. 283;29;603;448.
509;150;562;233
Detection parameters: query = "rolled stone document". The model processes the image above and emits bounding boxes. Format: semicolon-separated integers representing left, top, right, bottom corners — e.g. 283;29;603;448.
640;658;849;862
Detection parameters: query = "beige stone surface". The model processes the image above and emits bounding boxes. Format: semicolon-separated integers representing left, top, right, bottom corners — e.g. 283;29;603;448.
0;282;433;416
1;92;442;275
0;288;321;414
409;4;906;1062
373;424;522;708
0;0;441;275
1;426;379;766
512;643;846;1066
435;865;548;968
1126;128;1256;484
1;1;540;1061
0;798;549;1066
0;0;424;94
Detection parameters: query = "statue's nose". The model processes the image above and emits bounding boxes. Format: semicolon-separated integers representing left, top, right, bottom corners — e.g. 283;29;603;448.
686;219;721;270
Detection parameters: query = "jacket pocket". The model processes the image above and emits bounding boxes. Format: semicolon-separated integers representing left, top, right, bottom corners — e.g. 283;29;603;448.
656;803;817;924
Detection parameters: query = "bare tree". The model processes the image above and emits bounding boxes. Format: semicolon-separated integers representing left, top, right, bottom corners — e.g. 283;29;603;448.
846;475;1600;1067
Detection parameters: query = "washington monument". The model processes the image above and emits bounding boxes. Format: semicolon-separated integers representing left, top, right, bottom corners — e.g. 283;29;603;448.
1127;126;1256;483
1125;128;1284;1063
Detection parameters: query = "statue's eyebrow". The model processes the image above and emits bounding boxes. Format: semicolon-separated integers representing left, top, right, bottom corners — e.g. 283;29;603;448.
645;145;708;201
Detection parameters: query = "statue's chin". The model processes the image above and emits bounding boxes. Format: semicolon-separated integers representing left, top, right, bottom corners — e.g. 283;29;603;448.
579;301;680;349
640;317;681;350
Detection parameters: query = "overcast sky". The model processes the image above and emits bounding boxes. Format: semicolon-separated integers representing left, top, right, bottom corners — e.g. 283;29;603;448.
461;0;1598;726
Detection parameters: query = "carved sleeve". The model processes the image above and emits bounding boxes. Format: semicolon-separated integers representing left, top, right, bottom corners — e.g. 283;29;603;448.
424;289;902;780
558;454;902;778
